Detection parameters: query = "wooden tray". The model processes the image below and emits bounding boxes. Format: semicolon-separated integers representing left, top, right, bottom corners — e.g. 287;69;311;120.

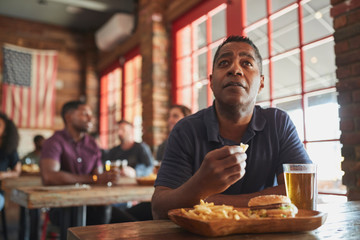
32;184;91;192
136;178;155;186
168;208;327;237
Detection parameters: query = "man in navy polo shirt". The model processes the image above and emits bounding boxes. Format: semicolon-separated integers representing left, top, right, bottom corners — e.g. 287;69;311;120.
152;36;312;219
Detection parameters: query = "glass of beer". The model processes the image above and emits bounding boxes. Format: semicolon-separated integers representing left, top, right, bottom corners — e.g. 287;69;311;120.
283;163;317;210
105;160;121;186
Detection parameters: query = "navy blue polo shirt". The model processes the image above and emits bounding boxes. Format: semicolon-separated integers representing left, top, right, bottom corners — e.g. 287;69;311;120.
155;104;312;194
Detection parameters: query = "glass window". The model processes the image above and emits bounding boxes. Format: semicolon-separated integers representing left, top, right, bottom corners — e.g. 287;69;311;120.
272;0;296;13
272;7;299;55
211;8;226;42
273;52;301;98
173;3;226;112
257;61;270;102
246;0;267;25
275;98;304;141
303;0;333;44
304;40;336;92
246;23;269;59
305;91;340;141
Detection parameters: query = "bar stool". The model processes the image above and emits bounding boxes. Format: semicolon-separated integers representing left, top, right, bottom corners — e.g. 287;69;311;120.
1;207;8;240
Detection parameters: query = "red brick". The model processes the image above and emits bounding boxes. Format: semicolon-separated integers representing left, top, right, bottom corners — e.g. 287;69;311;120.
338;91;352;104
347;187;360;200
348;6;360;25
349;35;360;49
336;77;360;90
331;0;346;5
336;66;352;79
342;160;360;172
341;131;360;144
340;119;355;131
336;48;360;66
334;15;347;29
353;90;360;103
342;172;357;187
335;40;349;54
331;0;360;18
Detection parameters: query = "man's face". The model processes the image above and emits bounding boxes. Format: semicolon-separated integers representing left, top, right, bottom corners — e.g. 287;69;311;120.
69;105;94;133
168;107;185;132
210;41;264;108
117;123;133;143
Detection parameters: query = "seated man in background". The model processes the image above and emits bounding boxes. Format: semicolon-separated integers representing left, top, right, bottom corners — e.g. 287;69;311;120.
151;35;312;219
103;120;154;177
103;120;154;222
40;100;121;226
21;134;45;165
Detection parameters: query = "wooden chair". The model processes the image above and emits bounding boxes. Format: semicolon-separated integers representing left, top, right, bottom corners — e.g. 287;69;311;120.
1;207;8;240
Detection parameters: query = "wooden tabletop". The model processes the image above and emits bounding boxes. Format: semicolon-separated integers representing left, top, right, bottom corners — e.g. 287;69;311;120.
67;201;360;240
10;177;154;209
1;175;42;191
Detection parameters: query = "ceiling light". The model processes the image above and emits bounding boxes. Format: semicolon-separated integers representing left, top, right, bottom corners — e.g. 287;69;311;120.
310;56;318;64
314;11;323;19
66;6;82;14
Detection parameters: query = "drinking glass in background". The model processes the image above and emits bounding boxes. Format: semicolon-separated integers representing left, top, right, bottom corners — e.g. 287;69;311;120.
105;160;121;186
283;163;317;210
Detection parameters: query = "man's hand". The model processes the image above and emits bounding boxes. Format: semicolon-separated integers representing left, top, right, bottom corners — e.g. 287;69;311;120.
193;145;247;198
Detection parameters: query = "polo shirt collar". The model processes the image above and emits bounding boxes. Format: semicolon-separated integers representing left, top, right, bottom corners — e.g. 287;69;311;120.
204;103;266;143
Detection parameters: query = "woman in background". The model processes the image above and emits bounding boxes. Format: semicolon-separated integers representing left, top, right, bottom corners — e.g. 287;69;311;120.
156;105;191;161
0;112;21;210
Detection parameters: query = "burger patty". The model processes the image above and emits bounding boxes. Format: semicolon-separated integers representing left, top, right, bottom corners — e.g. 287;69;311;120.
250;203;289;210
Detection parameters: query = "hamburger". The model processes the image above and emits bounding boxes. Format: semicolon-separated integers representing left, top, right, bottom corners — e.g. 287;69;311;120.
248;195;298;218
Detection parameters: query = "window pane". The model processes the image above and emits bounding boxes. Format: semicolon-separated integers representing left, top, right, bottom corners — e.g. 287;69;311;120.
211;9;226;42
196;81;208;111
177;57;192;87
246;0;267;25
196;20;207;49
273;53;301;98
197;52;207;81
272;0;296;13
303;0;333;44
182;86;192;108
304;40;336;92
179;26;191;57
246;23;269;59
307;142;345;193
257;62;270;102
275;98;304;141
305;92;340;141
272;7;299;55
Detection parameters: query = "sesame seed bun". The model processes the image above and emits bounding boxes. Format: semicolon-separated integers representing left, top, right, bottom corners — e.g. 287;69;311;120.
248;195;291;207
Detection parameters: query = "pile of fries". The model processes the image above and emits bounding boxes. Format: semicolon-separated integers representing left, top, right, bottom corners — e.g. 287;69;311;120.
181;200;248;221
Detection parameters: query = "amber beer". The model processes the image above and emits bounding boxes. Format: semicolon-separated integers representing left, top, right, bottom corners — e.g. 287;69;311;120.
283;164;317;210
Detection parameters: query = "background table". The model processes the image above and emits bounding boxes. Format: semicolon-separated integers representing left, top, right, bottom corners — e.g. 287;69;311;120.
9;177;154;240
68;201;360;240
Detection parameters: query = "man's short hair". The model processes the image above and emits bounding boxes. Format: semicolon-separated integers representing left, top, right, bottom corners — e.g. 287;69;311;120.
33;135;44;144
117;119;133;127
61;100;86;123
170;105;191;117
212;35;263;75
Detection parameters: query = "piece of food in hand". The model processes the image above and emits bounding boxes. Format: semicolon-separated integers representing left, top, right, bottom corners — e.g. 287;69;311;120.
240;143;249;153
180;199;248;221
248;195;298;218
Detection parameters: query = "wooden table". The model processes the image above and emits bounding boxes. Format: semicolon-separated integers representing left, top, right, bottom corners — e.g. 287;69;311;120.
67;201;360;240
9;177;154;240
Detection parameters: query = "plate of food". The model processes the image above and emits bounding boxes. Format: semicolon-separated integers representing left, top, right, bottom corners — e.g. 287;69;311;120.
136;173;157;186
168;195;327;237
21;164;40;174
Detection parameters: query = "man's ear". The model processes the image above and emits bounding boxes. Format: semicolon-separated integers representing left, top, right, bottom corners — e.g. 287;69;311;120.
209;74;213;90
258;75;265;94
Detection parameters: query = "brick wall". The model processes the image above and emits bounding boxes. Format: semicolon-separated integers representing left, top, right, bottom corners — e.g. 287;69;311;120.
331;0;360;200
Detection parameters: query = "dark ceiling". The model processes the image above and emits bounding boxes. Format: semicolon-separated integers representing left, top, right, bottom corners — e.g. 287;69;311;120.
0;0;137;32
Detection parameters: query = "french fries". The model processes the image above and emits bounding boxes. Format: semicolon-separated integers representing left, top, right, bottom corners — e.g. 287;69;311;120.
240;143;249;153
181;200;248;221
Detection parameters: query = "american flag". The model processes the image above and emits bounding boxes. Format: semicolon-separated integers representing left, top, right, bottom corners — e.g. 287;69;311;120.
2;44;58;128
